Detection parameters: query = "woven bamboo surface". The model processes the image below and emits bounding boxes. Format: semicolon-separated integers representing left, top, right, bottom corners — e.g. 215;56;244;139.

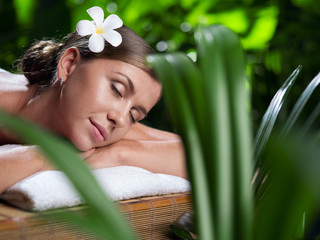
0;192;192;240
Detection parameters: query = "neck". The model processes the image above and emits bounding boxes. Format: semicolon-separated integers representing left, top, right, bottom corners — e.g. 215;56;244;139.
18;85;62;135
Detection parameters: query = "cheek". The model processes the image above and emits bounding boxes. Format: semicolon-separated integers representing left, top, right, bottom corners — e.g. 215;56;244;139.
147;84;162;107
63;78;109;113
108;126;131;144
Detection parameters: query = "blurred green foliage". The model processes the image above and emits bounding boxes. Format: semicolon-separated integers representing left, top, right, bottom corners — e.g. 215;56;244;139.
1;0;319;132
148;25;320;240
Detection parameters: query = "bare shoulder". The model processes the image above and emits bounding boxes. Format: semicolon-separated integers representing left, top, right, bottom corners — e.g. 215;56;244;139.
123;122;181;141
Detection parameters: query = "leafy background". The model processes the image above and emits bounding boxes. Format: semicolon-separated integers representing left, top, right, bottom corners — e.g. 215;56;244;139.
1;1;320;239
1;0;320;133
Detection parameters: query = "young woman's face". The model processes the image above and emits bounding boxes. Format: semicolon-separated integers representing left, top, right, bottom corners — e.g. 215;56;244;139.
58;58;161;151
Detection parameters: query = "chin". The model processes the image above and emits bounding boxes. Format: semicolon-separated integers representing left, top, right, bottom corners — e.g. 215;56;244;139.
76;145;91;152
70;136;92;152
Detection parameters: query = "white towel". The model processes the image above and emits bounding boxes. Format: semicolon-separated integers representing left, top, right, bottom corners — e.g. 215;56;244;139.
0;166;190;211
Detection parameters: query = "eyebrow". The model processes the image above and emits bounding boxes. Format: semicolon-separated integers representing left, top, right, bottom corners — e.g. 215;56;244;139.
114;71;148;119
115;72;135;93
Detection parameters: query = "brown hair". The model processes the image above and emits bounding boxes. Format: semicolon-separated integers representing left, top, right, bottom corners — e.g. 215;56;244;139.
21;25;157;90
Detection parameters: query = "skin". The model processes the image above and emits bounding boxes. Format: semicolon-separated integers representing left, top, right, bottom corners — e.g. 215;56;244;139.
49;48;162;151
0;48;187;194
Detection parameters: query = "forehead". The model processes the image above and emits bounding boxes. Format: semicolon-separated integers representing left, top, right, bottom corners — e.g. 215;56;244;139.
94;58;162;109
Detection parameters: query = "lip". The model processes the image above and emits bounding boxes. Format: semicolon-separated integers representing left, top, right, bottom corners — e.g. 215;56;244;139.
89;119;108;142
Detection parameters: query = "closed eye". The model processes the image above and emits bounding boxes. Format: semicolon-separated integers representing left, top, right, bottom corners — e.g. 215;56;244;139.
130;111;136;124
130;108;141;124
111;84;122;97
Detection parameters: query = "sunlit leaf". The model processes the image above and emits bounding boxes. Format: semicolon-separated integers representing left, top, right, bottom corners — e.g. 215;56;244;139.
204;8;249;33
241;6;278;49
13;0;35;25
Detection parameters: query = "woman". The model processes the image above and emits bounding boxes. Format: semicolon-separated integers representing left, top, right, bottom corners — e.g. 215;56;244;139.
0;7;186;194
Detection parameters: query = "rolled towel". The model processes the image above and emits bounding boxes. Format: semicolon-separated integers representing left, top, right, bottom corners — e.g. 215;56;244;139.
0;68;9;73
0;166;190;211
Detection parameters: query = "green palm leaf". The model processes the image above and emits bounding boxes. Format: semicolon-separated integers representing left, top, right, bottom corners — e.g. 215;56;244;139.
253;65;302;165
300;99;320;136
253;66;302;196
281;72;320;136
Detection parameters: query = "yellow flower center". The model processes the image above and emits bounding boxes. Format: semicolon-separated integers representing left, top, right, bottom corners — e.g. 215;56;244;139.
96;27;103;34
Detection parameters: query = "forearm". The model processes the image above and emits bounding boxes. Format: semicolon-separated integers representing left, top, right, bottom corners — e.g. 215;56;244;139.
85;123;188;178
118;139;187;179
0;145;46;194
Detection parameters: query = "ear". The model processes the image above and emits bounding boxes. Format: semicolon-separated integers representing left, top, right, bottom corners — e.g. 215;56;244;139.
57;47;81;82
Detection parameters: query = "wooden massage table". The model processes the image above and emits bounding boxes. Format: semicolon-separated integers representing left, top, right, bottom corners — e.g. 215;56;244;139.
0;192;192;240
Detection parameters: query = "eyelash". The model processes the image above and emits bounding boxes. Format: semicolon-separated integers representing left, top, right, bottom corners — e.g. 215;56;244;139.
131;114;137;124
111;84;122;97
111;84;136;124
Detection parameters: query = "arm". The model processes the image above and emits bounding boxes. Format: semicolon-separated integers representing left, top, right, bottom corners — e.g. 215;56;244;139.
0;145;47;194
85;123;188;179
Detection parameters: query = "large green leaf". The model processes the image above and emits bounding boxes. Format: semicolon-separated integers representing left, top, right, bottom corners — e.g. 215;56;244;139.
195;25;235;240
0;110;135;240
196;24;253;240
147;53;215;240
148;24;253;240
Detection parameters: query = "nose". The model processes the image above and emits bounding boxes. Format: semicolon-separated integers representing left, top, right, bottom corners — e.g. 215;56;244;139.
107;102;130;128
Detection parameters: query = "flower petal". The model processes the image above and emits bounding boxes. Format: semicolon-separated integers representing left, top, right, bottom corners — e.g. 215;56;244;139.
102;30;122;47
76;20;95;36
102;14;123;30
88;33;105;53
87;6;104;27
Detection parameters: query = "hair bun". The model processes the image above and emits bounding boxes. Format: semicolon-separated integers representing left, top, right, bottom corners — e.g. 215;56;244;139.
21;40;62;88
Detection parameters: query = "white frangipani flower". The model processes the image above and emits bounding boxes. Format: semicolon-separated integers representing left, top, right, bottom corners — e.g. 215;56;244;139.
76;6;123;53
